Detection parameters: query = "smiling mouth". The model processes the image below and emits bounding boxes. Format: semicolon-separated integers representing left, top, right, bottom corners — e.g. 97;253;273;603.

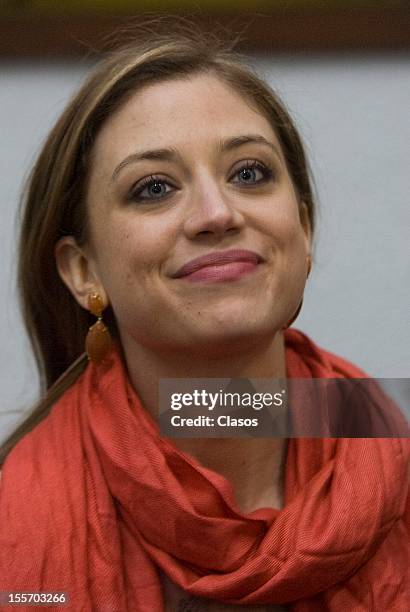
172;249;264;283
176;260;261;283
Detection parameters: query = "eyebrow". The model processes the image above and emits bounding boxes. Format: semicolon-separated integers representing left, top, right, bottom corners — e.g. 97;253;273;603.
111;133;282;182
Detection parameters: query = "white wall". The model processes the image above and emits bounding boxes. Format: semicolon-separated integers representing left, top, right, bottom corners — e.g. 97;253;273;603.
1;54;409;440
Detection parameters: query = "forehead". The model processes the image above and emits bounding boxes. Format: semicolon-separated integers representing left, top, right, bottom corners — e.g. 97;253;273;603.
91;73;282;165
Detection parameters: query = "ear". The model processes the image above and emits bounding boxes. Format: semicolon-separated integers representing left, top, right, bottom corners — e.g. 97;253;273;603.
299;201;313;253
54;236;108;311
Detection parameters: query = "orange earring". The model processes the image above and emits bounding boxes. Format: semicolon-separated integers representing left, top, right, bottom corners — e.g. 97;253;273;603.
283;255;312;330
85;293;112;363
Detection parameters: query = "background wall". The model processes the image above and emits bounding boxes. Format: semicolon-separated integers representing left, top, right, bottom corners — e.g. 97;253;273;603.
1;54;409;441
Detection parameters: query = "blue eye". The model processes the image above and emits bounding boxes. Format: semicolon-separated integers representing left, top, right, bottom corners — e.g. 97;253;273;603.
231;161;273;186
129;176;174;202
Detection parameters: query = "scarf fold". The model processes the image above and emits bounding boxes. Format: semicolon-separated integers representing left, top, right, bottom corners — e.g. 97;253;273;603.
0;329;408;611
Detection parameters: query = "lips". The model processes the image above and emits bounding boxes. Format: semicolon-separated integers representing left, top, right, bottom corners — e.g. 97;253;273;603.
172;249;263;278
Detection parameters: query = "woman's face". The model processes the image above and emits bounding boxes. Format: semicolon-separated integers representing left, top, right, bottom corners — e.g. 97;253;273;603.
80;73;311;352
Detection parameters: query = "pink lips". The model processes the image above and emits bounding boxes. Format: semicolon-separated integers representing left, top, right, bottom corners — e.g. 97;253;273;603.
172;249;263;282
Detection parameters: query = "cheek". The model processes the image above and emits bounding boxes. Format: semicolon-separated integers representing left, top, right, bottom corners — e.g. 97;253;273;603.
95;218;172;302
263;199;306;253
264;203;309;294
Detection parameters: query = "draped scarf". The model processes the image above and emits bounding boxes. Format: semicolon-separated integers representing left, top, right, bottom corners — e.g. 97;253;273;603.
0;330;408;611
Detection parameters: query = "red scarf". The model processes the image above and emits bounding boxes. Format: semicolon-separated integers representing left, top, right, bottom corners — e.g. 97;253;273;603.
1;330;408;611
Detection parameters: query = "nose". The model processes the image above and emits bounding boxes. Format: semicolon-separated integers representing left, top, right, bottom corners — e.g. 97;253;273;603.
183;177;244;239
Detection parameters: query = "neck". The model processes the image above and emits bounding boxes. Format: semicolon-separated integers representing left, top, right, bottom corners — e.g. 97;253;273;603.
120;331;288;513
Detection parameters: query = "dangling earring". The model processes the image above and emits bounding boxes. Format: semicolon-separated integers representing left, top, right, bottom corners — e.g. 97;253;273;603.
283;255;312;330
85;292;112;363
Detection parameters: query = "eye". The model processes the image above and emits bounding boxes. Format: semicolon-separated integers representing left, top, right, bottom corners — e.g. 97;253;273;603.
231;160;273;186
128;175;175;202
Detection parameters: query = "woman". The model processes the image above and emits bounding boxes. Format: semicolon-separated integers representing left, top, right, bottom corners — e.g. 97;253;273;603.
0;24;408;611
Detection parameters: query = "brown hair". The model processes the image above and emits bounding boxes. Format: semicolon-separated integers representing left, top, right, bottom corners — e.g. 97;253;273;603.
0;20;315;465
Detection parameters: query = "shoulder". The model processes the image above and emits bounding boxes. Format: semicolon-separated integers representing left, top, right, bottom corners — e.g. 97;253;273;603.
0;381;89;551
0;374;86;494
